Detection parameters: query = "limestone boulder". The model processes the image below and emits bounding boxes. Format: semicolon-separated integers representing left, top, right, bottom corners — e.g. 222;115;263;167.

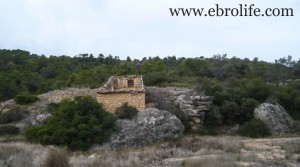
108;108;184;148
145;87;214;129
36;113;51;124
254;103;294;136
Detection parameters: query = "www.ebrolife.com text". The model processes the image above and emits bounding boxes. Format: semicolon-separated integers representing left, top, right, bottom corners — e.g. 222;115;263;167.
169;4;294;17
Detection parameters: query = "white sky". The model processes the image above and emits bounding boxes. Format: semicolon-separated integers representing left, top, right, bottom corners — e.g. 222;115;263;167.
0;0;299;62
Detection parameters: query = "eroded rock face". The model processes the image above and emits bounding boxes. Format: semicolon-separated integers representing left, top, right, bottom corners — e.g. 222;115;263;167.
254;103;294;136
145;87;213;128
108;108;184;148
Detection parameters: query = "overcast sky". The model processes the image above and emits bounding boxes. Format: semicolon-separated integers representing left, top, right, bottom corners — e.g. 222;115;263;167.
0;0;299;62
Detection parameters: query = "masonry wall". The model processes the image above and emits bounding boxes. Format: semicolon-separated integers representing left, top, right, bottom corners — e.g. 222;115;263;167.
114;77;143;90
97;92;145;113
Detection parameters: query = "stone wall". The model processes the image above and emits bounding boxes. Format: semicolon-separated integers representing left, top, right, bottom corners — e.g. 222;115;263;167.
97;92;145;113
113;76;143;90
99;75;144;93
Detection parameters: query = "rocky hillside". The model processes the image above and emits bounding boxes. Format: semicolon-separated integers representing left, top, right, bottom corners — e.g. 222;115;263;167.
0;88;97;131
1;87;213;132
0;87;188;148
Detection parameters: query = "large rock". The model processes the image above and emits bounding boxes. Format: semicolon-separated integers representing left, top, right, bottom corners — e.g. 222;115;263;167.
108;108;184;148
254;103;294;136
145;87;214;129
36;113;51;124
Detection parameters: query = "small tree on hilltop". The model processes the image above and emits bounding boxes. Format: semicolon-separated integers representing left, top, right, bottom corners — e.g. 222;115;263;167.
25;96;116;151
14;92;39;105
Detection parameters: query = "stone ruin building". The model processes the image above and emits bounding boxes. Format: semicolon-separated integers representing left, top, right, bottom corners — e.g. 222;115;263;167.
97;75;213;129
97;75;145;112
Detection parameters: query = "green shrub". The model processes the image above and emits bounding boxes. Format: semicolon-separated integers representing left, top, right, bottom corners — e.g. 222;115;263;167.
220;101;239;124
0;125;19;135
46;102;59;113
14;92;39;105
24;96;116;151
293;120;300;135
0;107;28;124
237;118;270;138
238;98;259;123
115;102;138;119
203;106;223;128
192;126;218;136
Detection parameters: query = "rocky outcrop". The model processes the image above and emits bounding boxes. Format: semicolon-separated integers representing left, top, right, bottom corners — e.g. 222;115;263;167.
254;103;294;136
30;88;97;115
108;108;184;148
36;113;51;124
145;87;213;128
0;88;98;128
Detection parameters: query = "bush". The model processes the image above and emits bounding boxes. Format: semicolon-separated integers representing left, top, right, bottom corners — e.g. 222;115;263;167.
0;107;28;124
220;101;239;124
0;125;19;135
46;102;59;113
115;102;138;119
44;149;70;167
25;96;116;151
238;98;259;123
237;118;270;138
245;78;270;101
192;126;218;136
293;121;300;135
203;106;223;128
14;92;39;105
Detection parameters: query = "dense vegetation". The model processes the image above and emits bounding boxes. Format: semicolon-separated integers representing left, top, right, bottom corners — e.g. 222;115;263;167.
0;125;19;136
0;107;28;124
24;96;116;150
14;92;39;105
1;49;300;128
237;118;271;138
115;102;138;119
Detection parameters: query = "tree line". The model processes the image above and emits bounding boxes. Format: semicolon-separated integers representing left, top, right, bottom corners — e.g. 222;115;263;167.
1;49;299;123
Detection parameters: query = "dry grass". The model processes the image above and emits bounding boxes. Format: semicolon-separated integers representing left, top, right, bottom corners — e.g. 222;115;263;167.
1;136;300;167
70;135;246;167
0;142;48;167
182;157;238;167
69;136;300;167
169;135;245;153
0;142;69;167
44;148;70;167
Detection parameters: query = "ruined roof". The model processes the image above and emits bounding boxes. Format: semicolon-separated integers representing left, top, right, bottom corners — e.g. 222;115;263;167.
97;75;145;94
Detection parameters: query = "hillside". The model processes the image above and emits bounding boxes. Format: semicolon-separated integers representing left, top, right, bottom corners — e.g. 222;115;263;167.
1;49;300;125
0;49;300;166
